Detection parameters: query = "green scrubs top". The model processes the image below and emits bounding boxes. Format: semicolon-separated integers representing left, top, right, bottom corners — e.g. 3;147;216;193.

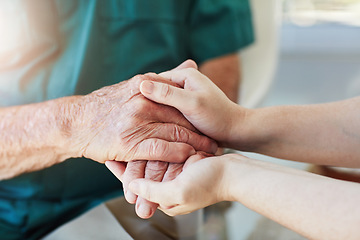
0;0;254;239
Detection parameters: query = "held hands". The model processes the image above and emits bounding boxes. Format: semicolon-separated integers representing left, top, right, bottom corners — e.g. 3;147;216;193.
127;154;232;216
106;160;186;218
107;153;231;217
139;60;243;147
105;59;241;218
70;72;217;163
85;61;216;219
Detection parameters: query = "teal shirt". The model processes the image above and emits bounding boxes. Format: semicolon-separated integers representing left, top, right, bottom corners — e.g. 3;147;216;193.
0;0;253;239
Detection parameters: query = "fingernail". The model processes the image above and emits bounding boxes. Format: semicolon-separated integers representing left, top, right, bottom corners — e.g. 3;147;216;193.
125;190;137;204
138;204;152;218
141;81;154;94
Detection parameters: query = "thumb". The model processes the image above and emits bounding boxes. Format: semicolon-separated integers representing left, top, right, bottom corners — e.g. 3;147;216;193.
129;179;174;206
158;60;198;79
140;80;193;114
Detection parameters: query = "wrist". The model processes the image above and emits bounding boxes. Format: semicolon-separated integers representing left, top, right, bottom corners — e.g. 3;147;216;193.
54;95;86;159
222;105;254;150
222;154;253;202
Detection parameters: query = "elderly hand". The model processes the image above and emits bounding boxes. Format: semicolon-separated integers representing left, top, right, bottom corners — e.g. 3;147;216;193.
69;73;217;163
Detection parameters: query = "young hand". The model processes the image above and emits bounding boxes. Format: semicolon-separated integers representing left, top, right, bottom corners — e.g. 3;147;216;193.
127;153;232;216
139;60;244;147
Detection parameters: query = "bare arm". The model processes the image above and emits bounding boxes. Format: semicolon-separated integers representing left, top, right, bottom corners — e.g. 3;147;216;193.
236;98;360;167
128;154;360;240
139;66;360;167
227;155;360;240
0;73;217;180
0;97;77;179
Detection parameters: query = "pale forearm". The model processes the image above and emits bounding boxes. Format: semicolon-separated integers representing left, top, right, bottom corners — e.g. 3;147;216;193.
225;156;360;240
0;97;79;179
232;97;360;167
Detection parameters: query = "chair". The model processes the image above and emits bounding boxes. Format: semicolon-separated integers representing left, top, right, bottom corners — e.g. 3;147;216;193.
238;0;282;108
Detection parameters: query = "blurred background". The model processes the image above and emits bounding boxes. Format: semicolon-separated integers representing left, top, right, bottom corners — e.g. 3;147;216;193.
225;0;360;239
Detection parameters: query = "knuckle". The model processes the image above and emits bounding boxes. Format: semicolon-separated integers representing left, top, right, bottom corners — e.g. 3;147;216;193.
172;125;189;143
146;161;168;172
130;97;150;118
149;139;167;159
132;74;147;82
160;84;172;99
144;72;157;79
131;74;147;88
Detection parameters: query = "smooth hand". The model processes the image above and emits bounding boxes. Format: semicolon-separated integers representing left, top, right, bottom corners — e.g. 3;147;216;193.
139;61;244;147
69;73;217;163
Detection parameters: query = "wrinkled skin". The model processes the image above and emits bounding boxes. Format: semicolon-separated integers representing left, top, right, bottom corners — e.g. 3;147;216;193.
71;72;217;219
99;61;217;219
72;73;217;163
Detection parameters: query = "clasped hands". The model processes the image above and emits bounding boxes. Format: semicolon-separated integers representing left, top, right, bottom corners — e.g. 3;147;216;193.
80;60;218;218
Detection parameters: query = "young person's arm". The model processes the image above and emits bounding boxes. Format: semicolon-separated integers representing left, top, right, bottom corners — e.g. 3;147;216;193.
127;153;360;240
140;63;360;167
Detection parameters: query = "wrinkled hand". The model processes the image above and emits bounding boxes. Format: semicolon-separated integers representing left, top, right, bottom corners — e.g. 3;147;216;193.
70;73;218;163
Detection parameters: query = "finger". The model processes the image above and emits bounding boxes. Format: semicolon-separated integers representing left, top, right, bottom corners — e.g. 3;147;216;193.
172;59;198;71
145;161;168;181
158;60;198;79
134;139;196;163
105;161;126;181
135;196;159;219
162;163;183;182
121;161;147;204
129;179;176;207
149;123;218;154
105;161;132;202
140;81;191;112
135;161;168;219
158;68;203;88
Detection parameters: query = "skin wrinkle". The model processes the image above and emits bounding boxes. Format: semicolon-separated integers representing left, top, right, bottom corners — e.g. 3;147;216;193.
110;58;240;218
0;66;218;180
123;126;158;162
80;75;206;162
0;102;66;179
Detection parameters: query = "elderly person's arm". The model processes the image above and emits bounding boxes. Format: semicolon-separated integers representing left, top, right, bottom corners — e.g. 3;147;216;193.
0;73;217;180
